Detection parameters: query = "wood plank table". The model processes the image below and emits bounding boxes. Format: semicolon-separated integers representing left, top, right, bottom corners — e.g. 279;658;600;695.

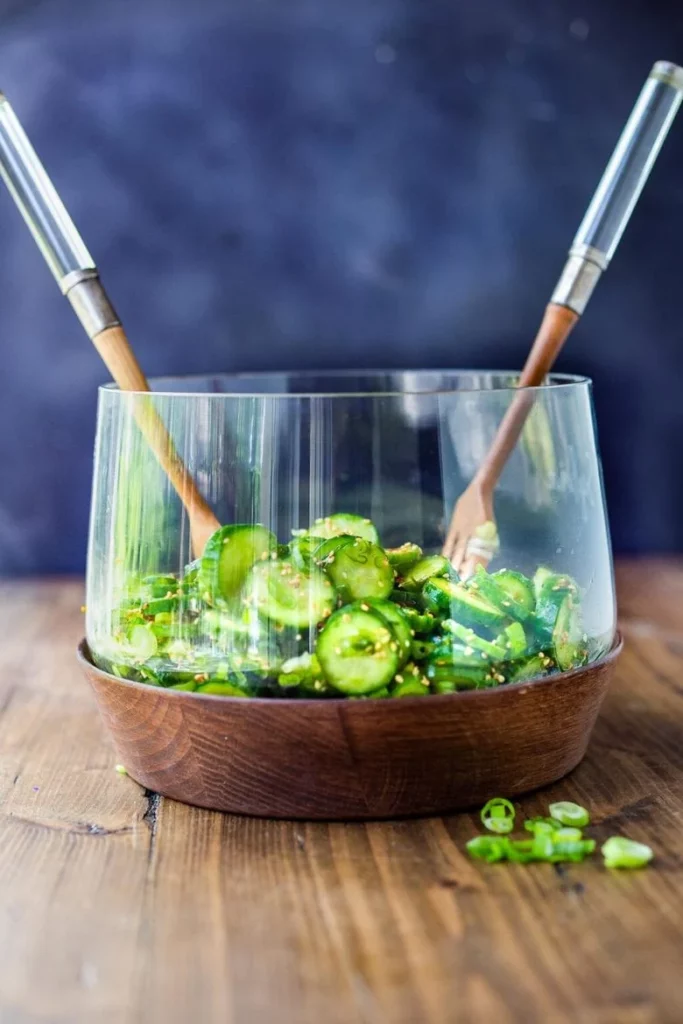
1;561;682;1023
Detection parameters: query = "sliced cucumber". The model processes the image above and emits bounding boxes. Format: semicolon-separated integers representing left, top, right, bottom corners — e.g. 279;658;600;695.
493;571;535;613
552;594;587;671
426;663;494;692
278;653;331;696
471;567;533;623
443;619;507;660
386;542;423;573
313;535;356;565
399;555;451;591
316;605;399;695
307;513;379;545
535;574;580;641
500;621;527;658
532;566;554;602
508;653;555;683
196;681;253;697
425;578;506;630
246;559;335;628
428;638;493;671
324;539;394;602
363;598;413;666
401;605;437;635
200;524;276;603
390;664;430;697
142;574;179;599
128;623;158;662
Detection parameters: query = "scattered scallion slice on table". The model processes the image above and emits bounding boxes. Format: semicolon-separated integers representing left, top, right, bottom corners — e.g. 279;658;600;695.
601;837;654;869
549;802;590;828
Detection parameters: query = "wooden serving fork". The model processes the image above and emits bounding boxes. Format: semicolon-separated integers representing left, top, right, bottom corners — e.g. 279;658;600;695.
0;92;220;557
443;60;683;575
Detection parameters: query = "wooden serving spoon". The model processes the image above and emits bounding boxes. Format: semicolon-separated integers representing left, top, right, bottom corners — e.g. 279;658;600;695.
443;60;683;576
0;91;220;557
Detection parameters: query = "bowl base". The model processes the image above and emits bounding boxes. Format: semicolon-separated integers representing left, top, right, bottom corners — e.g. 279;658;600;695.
79;638;622;820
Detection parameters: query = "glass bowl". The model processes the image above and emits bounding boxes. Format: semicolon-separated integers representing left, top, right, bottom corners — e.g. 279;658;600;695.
79;371;621;818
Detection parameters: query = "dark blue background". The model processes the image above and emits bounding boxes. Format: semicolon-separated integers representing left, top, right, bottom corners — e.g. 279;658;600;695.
0;0;681;574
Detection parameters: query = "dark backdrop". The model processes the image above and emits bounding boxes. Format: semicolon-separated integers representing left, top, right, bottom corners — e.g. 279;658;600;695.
0;0;681;574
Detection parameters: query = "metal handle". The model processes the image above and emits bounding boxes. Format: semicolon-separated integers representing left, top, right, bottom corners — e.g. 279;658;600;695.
0;92;120;336
552;60;683;315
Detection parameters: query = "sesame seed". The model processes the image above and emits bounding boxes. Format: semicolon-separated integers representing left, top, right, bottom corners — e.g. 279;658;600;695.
395;674;404;684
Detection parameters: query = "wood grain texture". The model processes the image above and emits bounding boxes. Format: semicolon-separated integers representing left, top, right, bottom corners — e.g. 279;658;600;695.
79;639;621;819
0;567;683;1022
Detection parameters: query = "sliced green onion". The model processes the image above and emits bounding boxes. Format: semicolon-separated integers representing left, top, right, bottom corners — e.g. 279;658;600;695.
551;839;595;863
506;840;536;863
466;836;509;863
524;816;563;834
554;827;583;842
549;801;590;828
480;797;515;834
601;837;653;869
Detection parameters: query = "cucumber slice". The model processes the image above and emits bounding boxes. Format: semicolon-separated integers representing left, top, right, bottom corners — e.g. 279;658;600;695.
508;652;555;683
169;680;198;691
400;605;437;635
428;638;493;671
390;664;430;697
142;574;179;599
552;594;587;671
200;524;276;603
500;621;527;658
426;663;494;692
142;595;180;616
307;513;379;545
399;555;451;591
196;681;253;697
324;539;394;602
246;559;335;629
313;535;356;565
443;619;507;660
535;575;580;641
532;566;554;602
386;543;423;573
277;652;330;695
471;567;533;623
494;571;535;613
316;605;400;695
424;578;506;630
363;598;413;666
128;623;158;662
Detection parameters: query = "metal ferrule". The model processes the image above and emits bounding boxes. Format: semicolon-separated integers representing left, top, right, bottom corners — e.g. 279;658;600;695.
61;269;121;339
550;248;605;316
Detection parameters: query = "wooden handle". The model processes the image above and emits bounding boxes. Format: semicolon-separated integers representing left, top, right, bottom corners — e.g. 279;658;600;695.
93;325;220;553
478;303;578;490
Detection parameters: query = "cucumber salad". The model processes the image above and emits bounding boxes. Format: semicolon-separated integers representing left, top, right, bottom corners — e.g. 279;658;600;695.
92;513;590;699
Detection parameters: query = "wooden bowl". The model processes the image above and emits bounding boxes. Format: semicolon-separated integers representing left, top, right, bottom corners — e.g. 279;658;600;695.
78;636;622;820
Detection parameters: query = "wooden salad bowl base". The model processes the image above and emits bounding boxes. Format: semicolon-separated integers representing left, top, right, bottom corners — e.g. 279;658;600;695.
78;636;622;821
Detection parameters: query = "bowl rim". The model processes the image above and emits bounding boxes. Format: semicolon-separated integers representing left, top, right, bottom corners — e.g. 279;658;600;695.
98;370;592;400
78;633;622;708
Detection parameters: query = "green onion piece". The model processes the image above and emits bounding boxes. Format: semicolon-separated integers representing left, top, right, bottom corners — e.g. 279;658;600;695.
551;839;595;863
480;797;515;834
554;827;583;842
548;801;590;828
506;840;537;864
531;833;555;860
524;817;563;835
466;836;509;863
601;837;653;869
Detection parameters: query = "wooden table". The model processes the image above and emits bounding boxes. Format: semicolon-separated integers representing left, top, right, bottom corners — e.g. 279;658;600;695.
1;561;682;1023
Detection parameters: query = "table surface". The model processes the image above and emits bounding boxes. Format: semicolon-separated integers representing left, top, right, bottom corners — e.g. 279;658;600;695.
1;561;683;1023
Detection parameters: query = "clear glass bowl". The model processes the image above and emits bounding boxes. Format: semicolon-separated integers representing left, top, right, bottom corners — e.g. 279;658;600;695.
85;371;616;700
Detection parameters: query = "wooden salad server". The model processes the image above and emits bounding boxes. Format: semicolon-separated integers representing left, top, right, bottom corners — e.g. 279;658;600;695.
443;61;683;575
0;92;220;557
